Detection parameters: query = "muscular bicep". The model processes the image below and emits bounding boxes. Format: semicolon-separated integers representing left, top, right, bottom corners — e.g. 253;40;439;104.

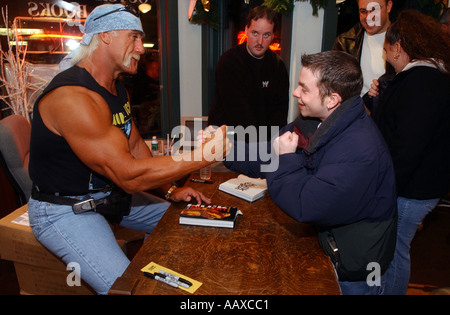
39;87;137;184
38;86;212;192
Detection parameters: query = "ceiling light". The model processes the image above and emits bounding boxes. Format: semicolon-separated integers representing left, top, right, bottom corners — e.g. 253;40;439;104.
139;3;152;14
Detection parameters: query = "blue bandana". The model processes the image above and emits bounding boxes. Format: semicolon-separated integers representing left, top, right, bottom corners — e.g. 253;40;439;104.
80;4;144;45
60;4;144;70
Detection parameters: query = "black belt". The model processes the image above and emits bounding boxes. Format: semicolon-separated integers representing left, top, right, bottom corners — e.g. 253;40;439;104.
32;186;99;213
31;186;131;224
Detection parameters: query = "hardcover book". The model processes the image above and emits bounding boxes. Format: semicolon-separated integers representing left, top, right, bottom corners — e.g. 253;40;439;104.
218;175;268;202
179;204;242;229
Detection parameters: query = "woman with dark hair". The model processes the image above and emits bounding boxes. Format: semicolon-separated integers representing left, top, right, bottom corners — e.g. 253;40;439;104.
370;9;450;295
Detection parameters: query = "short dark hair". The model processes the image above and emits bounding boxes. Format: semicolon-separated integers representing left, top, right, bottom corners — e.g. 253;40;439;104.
246;6;278;32
301;51;363;101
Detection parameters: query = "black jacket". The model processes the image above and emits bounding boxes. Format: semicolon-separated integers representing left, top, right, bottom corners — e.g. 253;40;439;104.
225;96;398;281
208;43;289;140
372;65;450;199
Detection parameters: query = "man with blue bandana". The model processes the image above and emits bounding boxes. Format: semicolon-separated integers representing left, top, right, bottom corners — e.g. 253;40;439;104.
28;4;230;294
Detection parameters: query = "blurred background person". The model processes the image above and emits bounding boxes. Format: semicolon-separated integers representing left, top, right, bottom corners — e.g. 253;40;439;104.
334;0;394;97
125;54;161;137
370;9;450;295
208;6;289;142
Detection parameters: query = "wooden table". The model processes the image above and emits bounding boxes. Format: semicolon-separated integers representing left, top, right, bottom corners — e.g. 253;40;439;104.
109;172;340;295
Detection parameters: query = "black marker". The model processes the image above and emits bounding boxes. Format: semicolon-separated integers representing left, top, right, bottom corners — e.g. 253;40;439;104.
143;272;178;288
144;271;191;289
191;179;213;184
158;270;193;287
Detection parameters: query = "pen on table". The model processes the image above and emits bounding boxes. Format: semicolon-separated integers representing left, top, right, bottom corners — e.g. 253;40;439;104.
143;271;191;289
158;269;193;287
144;272;179;288
191;179;213;184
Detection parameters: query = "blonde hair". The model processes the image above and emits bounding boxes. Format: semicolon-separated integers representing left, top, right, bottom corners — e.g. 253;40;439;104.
69;31;120;66
70;34;100;66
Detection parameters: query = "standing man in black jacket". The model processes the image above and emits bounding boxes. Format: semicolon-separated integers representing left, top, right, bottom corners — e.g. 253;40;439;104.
208;6;289;142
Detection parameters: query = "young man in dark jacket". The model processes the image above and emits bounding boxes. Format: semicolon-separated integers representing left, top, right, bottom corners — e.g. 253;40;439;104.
223;51;398;294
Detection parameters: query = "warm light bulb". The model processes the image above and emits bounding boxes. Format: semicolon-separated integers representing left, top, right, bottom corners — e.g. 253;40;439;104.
65;39;80;51
138;3;152;14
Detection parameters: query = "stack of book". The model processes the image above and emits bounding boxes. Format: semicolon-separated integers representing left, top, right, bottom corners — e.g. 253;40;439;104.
179;204;243;229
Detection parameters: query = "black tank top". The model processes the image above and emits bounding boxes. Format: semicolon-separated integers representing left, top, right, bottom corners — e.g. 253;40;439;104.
29;66;132;195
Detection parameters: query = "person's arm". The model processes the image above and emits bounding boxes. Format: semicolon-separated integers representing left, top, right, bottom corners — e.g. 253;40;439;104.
266;131;380;226
222;123;296;177
128;120;152;159
38;85;230;194
223;140;269;178
127;122;211;204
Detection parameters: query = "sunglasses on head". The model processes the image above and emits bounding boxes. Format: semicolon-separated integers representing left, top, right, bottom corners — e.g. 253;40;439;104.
93;5;140;21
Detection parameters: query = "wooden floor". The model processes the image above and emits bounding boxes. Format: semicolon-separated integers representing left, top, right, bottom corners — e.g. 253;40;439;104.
406;201;450;295
1;201;449;295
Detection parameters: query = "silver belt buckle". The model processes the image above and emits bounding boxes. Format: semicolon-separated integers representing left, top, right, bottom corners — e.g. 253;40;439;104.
72;197;96;214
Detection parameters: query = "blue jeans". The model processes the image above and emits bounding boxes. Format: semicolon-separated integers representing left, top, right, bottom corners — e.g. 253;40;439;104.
28;191;169;295
383;196;439;295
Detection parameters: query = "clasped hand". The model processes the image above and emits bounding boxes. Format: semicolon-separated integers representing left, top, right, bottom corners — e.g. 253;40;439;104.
273;131;298;156
197;125;232;161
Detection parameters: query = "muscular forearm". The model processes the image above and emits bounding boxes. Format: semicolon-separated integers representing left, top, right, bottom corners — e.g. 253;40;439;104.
104;148;210;193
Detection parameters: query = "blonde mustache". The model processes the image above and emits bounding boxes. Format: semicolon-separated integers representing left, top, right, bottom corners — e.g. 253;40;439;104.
124;53;141;68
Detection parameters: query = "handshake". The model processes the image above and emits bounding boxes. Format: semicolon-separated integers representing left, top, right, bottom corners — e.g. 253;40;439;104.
194;124;299;160
197;125;233;162
171;125;232;163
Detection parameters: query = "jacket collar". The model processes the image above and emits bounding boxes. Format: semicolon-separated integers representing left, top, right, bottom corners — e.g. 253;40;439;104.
296;95;362;154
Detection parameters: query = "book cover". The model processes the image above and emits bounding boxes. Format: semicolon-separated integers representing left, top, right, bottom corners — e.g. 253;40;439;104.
179;204;242;228
218;175;268;202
